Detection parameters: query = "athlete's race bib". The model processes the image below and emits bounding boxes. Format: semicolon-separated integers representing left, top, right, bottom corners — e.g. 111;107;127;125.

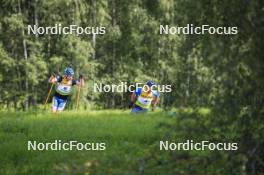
135;91;154;109
56;84;72;95
56;79;73;95
137;96;152;106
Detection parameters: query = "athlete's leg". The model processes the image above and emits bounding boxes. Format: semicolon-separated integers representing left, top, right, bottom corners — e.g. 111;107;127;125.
57;98;67;112
131;105;148;113
52;96;59;113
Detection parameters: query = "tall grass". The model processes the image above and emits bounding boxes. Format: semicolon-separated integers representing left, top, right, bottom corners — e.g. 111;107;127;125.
0;111;171;175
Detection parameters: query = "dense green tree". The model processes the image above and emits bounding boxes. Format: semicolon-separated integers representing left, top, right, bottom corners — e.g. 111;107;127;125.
0;0;263;173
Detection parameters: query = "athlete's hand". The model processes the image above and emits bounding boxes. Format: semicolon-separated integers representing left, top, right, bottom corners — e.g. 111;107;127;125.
79;74;84;80
128;101;134;109
51;72;56;78
49;73;57;83
78;74;85;86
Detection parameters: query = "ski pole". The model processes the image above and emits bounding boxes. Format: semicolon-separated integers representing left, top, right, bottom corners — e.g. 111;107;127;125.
76;74;84;110
44;74;56;109
76;85;81;110
44;83;54;109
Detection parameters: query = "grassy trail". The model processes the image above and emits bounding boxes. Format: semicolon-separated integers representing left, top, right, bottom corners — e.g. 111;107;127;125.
0;111;172;175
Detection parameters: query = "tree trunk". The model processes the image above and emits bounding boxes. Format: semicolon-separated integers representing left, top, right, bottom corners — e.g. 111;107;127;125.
18;0;29;110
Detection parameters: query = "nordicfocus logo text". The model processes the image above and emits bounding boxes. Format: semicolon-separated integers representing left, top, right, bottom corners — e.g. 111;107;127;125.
27;24;106;35
28;140;106;151
94;82;172;93
160;24;238;35
160;140;238;151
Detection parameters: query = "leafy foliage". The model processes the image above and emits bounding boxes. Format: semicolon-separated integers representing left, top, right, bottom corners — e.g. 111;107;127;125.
0;0;263;174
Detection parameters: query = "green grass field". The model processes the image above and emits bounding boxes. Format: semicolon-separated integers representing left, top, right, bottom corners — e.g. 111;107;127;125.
0;110;173;175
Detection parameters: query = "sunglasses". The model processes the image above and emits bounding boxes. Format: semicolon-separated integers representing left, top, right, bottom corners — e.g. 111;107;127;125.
65;75;73;78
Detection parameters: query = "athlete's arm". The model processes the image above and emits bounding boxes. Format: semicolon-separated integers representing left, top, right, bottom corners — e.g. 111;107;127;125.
152;96;159;106
131;92;137;102
48;74;57;83
151;92;159;111
129;92;137;108
76;74;85;86
129;87;142;108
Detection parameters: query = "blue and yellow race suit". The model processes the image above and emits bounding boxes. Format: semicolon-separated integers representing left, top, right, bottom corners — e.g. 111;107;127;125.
52;75;77;111
131;87;158;113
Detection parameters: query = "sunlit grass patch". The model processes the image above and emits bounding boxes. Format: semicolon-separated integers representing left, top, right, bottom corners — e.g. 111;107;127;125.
0;110;171;175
